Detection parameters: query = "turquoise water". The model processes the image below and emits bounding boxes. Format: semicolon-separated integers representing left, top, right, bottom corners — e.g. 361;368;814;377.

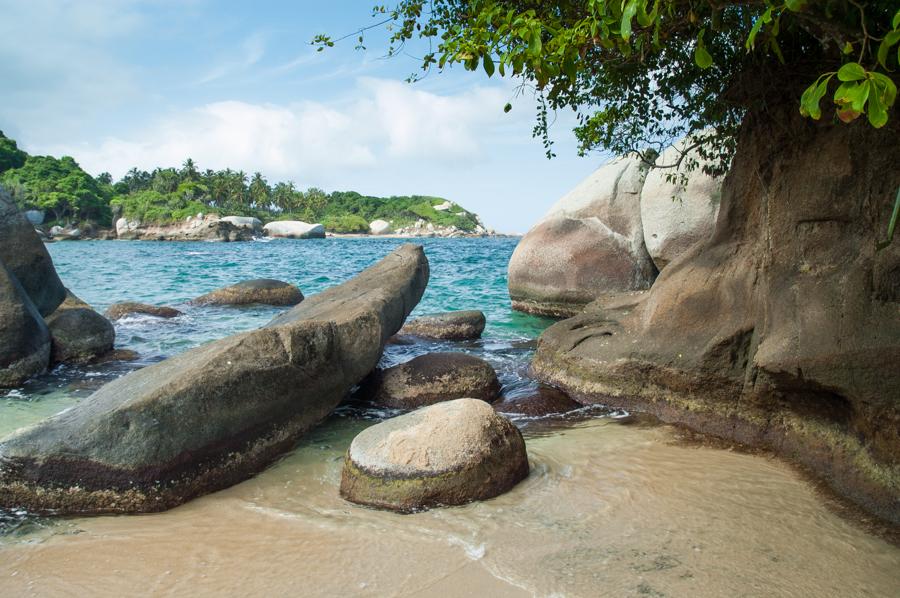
1;238;558;437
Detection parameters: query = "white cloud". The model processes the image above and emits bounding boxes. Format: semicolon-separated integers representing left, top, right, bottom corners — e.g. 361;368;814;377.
45;78;512;182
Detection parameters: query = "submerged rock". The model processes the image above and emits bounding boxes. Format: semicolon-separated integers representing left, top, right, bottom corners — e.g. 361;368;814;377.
0;190;66;316
45;307;115;364
365;352;500;409
399;310;486;340
0;244;428;514
507;156;656;318
192;279;303;307
0;262;51;387
105;302;183;320
340;398;529;512
493;386;582;417
263;221;326;239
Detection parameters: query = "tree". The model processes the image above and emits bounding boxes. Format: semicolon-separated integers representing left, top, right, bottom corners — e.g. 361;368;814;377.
249;172;270;209
0;131;27;174
316;2;898;172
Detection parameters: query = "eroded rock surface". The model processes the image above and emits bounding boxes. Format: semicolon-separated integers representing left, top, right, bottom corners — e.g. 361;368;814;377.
493;386;582;417
399;310;485;340
263;221;325;239
193;279;303;307
0;244;429;514
45;307;115;364
364;352;500;409
0;263;51;387
105;302;183;320
340;399;529;512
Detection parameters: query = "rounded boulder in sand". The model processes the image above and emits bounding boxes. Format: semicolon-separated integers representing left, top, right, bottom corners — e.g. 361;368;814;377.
340;398;529;512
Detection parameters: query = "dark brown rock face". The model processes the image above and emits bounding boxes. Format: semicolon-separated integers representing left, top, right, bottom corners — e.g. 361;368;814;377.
45;308;116;364
365;352;501;409
0;244;429;514
105;302;183;320
340;399;529;512
399;310;486;340
192;279;303;306
493;386;582;417
533;106;900;524
0;262;51;387
0;189;66;316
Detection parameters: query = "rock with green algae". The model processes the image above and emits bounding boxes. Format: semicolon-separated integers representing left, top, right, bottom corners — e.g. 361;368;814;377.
340;399;529;512
0;244;429;515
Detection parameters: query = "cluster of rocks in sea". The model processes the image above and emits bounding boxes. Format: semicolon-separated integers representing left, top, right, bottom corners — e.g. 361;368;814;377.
1;207;553;515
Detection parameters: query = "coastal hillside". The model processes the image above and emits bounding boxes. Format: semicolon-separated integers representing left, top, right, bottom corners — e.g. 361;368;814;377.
0;131;484;235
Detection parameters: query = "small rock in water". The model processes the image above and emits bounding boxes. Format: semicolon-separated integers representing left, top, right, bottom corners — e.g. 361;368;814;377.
400;310;486;340
340;398;529;512
105;302;183;320
493;386;582;417
45;307;115;364
192;279;303;306
363;352;500;409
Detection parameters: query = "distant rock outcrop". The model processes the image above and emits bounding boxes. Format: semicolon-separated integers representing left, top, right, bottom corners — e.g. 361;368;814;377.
369;219;392;235
115;215;253;242
263;221;326;239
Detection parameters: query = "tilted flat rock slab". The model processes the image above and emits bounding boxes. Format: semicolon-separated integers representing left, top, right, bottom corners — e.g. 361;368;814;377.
0;244;429;514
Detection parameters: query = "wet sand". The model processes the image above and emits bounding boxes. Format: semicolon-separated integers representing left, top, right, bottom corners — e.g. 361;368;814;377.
1;415;898;597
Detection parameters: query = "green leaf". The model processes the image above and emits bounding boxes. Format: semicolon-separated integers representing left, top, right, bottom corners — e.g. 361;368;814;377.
867;85;888;128
842;42;853;55
785;0;806;11
837;62;866;82
483;53;495;77
503;103;512;114
620;0;639;41
694;30;713;69
871;72;898;108
877;31;900;69
894;9;900;30
745;7;772;50
800;75;831;120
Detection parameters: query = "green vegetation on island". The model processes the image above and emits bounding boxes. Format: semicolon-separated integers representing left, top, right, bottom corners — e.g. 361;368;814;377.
0;131;481;232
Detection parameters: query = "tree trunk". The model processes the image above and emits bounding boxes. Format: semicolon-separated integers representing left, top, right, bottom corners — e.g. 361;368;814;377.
533;100;900;523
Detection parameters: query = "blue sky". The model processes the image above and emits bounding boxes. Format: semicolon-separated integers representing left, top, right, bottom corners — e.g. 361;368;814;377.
0;0;607;232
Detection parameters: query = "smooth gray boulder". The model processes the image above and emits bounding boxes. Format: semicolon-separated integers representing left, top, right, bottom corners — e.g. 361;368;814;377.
493;386;582;417
0;244;429;514
340;399;529;512
364;352;500;409
220;216;263;231
369;219;392;235
193;279;303;306
0;190;66;316
0;262;51;387
640;140;722;270
45;307;116;364
399;310;486;340
507;156;656;318
263;220;325;239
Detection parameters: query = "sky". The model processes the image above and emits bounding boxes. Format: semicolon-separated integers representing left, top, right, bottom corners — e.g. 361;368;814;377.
0;0;609;233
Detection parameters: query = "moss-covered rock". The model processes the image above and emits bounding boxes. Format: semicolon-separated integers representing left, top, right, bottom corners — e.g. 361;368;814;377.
340;399;529;512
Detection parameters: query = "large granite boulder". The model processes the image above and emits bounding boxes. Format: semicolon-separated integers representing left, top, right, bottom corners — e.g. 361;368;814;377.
105;302;183;320
340;399;529;512
192;279;303;306
0;190;66;316
220;216;263;232
45;307;115;364
640;140;722;270
399;310;485;340
532;107;900;524
369;219;392;235
0;262;51;387
365;352;501;409
507;156;656;317
263;221;326;239
0;244;429;514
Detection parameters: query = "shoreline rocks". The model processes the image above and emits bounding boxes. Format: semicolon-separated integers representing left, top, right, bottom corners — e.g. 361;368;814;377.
369;219;392;235
364;352;501;409
399;310;486;340
0;244;429;515
340;399;529;512
0;263;51;387
105;302;183;320
192;279;303;307
263;220;325;239
45;307;115;364
115;215;254;242
493;386;582;417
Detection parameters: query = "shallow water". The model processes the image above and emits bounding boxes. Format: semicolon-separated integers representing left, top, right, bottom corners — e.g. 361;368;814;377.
1;239;898;597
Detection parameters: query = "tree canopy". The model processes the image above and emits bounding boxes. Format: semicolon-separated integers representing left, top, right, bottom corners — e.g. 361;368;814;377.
316;1;899;173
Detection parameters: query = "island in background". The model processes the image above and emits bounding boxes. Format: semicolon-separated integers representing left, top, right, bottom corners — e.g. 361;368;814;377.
0;131;500;241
